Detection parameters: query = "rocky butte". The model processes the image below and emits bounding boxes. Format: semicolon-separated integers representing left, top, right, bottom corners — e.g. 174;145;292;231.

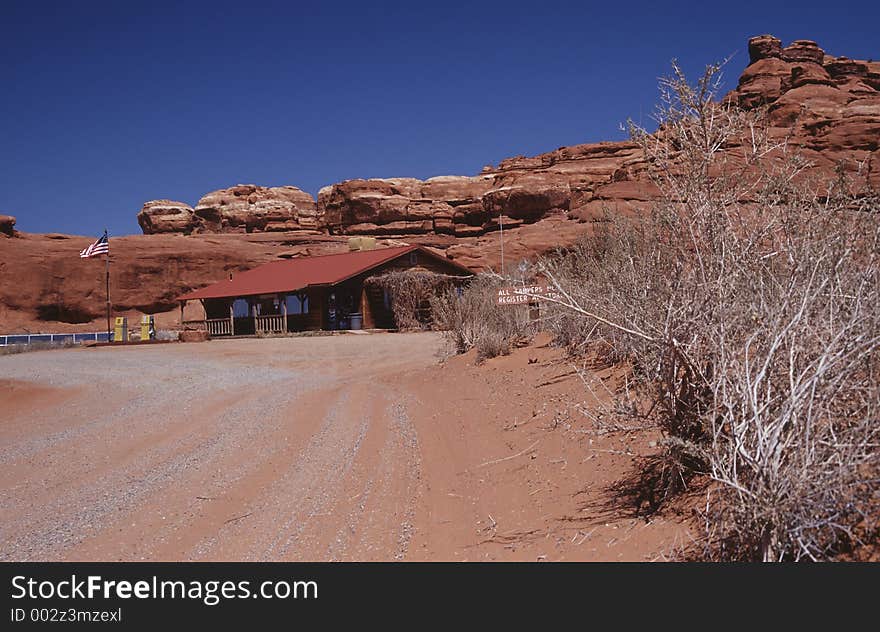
2;35;878;333
138;185;320;235
0;214;15;237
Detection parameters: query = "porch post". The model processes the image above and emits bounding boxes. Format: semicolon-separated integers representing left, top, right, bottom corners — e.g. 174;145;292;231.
280;294;288;332
229;299;235;336
179;301;185;327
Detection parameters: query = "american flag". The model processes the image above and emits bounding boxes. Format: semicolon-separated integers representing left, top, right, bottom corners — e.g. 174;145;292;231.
80;231;110;258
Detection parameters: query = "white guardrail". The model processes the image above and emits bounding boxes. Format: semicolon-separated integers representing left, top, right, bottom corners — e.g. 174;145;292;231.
0;332;112;347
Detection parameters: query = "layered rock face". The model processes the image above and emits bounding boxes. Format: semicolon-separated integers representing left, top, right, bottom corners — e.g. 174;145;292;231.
138;185;319;234
0;214;15;237
194;185;319;233
318;175;498;236
137;200;197;234
737;35;880;107
480;142;651;224
733;35;880;191
318;172;577;237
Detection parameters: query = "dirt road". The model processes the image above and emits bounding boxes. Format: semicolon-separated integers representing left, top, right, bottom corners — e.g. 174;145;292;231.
0;333;687;561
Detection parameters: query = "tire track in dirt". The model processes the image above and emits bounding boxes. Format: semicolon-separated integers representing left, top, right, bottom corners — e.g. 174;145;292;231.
297;393;421;561
245;388;371;561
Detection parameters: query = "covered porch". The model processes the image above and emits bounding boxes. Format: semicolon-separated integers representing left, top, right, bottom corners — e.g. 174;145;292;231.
180;279;390;336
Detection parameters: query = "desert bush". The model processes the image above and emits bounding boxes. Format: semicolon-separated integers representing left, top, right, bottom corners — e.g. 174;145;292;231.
540;60;880;560
366;271;462;331
430;273;533;361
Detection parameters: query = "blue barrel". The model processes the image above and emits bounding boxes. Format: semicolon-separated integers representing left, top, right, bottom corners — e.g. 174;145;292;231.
349;313;363;330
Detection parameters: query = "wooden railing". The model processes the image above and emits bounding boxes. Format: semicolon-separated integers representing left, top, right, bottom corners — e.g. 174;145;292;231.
255;314;285;334
206;318;232;336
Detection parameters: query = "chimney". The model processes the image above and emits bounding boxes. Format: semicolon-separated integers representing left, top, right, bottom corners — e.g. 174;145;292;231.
348;237;377;251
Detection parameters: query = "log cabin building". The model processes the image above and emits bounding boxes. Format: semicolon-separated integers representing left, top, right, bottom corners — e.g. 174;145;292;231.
177;244;473;336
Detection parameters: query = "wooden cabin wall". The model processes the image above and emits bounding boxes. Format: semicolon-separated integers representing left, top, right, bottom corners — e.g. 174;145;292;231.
304;288;324;330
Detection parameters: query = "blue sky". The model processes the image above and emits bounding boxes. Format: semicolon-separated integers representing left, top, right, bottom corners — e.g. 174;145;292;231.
1;1;877;236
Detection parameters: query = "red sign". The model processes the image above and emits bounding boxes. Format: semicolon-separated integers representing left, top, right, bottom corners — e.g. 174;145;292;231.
496;285;563;305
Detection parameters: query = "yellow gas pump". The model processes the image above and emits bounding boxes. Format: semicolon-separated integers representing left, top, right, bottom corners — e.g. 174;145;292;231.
140;315;154;341
113;317;127;343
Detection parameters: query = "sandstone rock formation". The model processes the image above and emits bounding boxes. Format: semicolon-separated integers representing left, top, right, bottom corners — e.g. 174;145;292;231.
0;214;15;237
193;185;319;233
732;35;880;191
138;186;320;235
137;200;197;234
318;175;497;236
481;142;648;224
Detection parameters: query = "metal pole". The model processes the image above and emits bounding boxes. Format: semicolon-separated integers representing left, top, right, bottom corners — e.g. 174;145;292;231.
499;211;504;275
105;229;111;342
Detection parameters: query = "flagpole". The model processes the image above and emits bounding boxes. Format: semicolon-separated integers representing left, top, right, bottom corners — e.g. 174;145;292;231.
105;229;111;342
499;210;504;275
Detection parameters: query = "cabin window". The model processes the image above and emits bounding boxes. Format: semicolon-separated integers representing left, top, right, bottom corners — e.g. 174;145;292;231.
232;298;249;318
285;294;309;315
409;252;418;265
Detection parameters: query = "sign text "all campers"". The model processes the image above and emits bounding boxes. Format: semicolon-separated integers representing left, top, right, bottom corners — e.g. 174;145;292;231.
496;285;563;306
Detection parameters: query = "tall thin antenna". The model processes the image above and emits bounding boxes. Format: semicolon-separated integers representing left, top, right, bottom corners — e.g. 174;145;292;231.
499;211;504;275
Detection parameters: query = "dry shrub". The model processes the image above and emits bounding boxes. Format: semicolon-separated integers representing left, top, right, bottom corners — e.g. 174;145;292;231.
541;60;880;560
430;274;533;361
366;271;462;331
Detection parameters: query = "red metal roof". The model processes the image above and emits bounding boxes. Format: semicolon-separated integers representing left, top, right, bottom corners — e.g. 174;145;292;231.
177;245;473;301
